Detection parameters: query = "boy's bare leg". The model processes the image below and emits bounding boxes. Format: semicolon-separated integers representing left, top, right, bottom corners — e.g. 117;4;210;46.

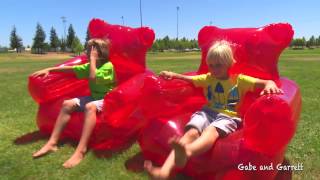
33;100;76;158
63;102;97;168
171;126;219;168
144;128;199;179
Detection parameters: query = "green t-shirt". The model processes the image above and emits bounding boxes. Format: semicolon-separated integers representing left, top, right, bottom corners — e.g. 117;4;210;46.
73;62;116;100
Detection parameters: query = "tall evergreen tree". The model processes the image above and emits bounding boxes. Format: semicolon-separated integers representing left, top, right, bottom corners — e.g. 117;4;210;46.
10;26;23;53
60;37;67;52
32;23;46;54
308;35;316;48
84;28;90;49
71;37;84;55
66;24;76;49
302;37;306;47
50;27;60;51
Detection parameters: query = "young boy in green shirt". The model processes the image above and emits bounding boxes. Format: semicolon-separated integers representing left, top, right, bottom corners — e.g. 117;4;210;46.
32;38;116;168
144;40;283;179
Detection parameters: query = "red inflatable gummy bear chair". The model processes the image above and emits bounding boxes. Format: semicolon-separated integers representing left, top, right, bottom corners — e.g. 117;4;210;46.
28;18;155;151
137;23;302;180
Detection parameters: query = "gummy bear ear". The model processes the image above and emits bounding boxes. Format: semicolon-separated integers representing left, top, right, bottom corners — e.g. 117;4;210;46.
198;26;219;49
88;18;110;39
263;23;294;48
88;19;116;39
138;27;155;47
197;23;294;80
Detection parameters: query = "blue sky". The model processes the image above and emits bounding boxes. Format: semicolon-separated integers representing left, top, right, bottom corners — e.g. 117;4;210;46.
1;0;319;47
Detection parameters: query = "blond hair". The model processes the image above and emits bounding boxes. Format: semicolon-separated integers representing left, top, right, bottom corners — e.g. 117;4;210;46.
87;38;110;62
206;40;235;67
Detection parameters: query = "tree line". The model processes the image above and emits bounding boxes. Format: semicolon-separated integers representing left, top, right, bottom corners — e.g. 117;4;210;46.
290;36;320;49
8;26;199;53
150;36;199;52
8;23;86;54
5;25;320;54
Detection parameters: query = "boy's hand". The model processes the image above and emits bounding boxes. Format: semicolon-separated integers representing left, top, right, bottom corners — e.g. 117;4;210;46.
159;71;176;80
90;46;99;63
31;69;50;78
260;80;284;96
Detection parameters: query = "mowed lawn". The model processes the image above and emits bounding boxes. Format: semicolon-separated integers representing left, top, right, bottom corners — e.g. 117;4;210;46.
0;49;319;179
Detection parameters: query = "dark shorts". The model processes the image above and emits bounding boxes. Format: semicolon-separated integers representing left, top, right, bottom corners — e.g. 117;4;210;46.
72;96;103;112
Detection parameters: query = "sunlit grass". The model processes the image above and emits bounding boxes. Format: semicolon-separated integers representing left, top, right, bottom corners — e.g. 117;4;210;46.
0;49;319;179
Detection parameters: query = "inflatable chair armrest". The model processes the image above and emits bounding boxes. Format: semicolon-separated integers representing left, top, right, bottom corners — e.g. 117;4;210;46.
242;77;301;156
28;56;90;103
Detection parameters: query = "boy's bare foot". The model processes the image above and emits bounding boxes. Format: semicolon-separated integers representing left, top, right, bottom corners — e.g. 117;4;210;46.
144;160;170;180
169;136;190;168
32;142;58;158
62;152;85;169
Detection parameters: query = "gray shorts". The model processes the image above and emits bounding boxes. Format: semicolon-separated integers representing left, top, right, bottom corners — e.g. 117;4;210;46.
72;96;104;112
185;107;241;137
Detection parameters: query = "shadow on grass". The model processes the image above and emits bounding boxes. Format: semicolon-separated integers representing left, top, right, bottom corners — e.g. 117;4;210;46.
14;131;49;145
14;131;136;159
125;152;193;180
123;153;291;180
93;139;136;159
14;132;192;179
125;151;145;172
123;152;292;180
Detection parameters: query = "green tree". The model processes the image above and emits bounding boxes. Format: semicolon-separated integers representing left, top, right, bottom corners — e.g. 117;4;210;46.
71;37;84;55
151;41;159;51
163;36;170;49
157;39;165;51
290;39;295;48
67;24;76;49
10;26;23;53
306;36;315;48
316;36;320;47
308;35;315;48
32;23;46;54
60;38;67;52
49;27;60;51
302;37;306;48
191;39;198;49
84;28;90;49
149;36;201;52
292;38;305;49
43;42;50;52
294;39;301;48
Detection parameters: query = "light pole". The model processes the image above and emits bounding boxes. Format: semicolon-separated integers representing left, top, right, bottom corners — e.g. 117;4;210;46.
61;16;67;40
176;6;179;40
121;16;124;25
139;0;143;27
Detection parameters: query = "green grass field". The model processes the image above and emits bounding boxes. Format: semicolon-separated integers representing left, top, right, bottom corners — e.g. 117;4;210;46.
0;49;319;179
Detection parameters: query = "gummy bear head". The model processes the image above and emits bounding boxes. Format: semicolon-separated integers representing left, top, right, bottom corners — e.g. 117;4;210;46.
88;18;155;84
198;23;294;80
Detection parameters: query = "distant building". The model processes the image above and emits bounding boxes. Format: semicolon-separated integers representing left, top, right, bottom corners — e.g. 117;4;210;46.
8;47;25;53
0;47;8;53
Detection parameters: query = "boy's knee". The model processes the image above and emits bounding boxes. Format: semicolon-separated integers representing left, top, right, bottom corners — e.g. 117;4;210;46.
84;103;97;112
62;100;76;112
204;126;220;137
185;128;200;139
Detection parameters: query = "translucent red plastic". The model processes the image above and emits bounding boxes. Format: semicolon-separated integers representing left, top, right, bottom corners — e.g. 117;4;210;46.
29;20;302;179
137;23;302;179
28;18;155;151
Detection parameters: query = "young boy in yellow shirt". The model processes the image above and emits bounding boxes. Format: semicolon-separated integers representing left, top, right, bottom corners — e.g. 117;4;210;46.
144;40;283;179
